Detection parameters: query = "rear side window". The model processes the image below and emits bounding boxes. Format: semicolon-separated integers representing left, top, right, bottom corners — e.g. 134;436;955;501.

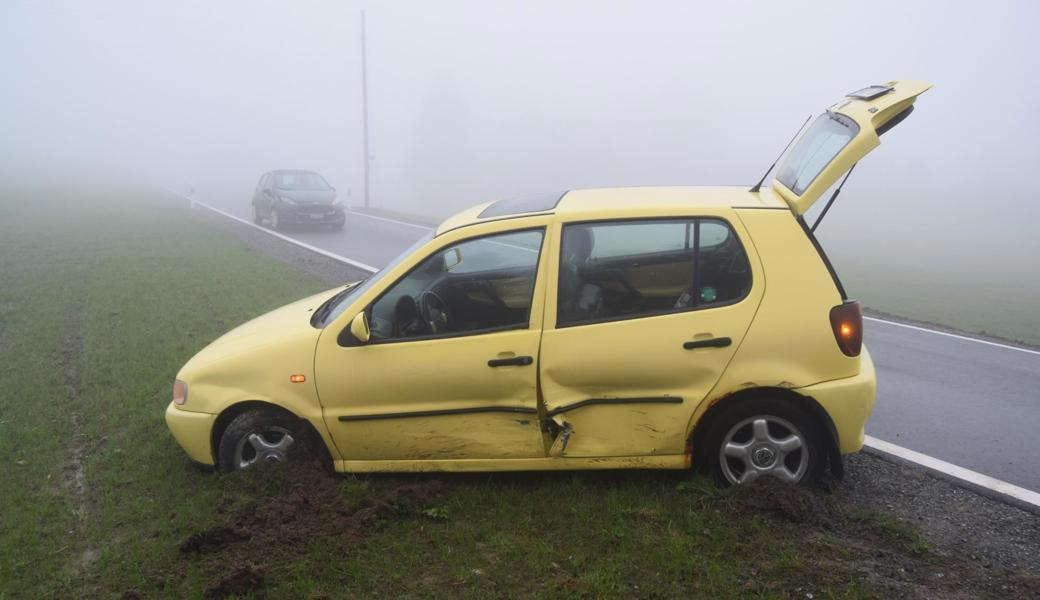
557;218;751;326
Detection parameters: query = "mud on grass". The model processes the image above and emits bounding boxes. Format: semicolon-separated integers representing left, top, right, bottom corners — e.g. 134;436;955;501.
150;467;1040;599
164;464;445;598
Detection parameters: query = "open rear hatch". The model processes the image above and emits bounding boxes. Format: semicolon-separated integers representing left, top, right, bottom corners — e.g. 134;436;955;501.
772;80;932;215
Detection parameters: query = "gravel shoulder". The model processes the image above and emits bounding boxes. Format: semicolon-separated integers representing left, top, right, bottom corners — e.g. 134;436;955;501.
195;207;1040;583
839;453;1039;576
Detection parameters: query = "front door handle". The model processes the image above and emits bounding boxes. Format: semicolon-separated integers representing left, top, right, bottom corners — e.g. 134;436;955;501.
488;356;534;367
683;337;732;350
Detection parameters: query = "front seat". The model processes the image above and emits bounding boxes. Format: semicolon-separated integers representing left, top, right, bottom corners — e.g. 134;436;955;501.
558;227;603;323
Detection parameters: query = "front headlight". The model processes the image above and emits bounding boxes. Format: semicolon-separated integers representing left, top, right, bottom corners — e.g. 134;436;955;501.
279;196;298;206
173;379;188;405
331;199;343;209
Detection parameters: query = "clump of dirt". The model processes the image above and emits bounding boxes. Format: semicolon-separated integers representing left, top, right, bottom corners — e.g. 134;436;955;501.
737;477;836;527
204;564;265;599
179;526;250;555
174;467;445;596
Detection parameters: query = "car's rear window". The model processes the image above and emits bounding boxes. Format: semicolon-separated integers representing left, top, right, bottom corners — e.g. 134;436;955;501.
776;112;859;195
478;191;565;218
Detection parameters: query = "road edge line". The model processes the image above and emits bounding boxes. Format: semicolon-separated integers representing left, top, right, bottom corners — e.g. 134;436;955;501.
863;436;1040;514
864;317;1040;356
175;189;1040;512
182;195;379;273
347;209;435;231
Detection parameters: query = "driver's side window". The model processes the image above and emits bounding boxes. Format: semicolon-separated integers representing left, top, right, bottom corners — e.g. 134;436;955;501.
367;228;545;342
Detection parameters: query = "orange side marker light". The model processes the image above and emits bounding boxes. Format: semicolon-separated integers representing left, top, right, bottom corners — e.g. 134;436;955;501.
289;374;306;383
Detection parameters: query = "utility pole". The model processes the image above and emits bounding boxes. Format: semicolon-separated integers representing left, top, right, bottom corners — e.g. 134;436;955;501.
360;9;371;209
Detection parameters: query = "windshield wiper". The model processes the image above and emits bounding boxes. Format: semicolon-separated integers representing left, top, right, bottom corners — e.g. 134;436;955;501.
311;279;368;327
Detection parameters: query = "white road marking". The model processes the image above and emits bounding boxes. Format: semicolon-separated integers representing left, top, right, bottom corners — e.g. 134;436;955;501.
178;189;1040;506
485;239;540;254
347;209;435;231
864;436;1040;509
181;195;379;272
865;316;1040;356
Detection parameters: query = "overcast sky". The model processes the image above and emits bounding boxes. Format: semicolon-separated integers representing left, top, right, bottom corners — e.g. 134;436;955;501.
2;0;1038;296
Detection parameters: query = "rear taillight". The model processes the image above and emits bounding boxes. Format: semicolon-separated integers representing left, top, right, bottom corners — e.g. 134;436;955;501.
829;301;863;357
173;379;188;405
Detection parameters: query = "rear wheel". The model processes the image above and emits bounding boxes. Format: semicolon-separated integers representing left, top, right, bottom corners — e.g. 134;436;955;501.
217;409;311;472
699;397;823;487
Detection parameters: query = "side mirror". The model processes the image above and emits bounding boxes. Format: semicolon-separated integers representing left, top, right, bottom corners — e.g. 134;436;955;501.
349;312;370;343
443;247;463;272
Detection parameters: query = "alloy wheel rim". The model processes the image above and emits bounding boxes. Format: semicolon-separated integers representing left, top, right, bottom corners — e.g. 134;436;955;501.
233;426;295;469
719;415;808;485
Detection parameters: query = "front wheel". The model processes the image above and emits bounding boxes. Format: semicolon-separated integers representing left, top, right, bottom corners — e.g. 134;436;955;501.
217;409;310;472
252;204;263;225
699;398;823;487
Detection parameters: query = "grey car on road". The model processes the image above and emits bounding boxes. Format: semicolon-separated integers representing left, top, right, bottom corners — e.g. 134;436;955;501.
251;170;347;231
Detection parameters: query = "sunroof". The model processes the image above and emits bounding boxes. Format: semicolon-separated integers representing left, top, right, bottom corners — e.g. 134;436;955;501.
847;85;893;101
478;191;565;218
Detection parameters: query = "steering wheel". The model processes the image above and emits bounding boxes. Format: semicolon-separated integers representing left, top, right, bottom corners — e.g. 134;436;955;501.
419;290;450;334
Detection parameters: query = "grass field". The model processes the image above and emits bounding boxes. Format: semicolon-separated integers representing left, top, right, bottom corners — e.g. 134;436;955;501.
1;184;1036;598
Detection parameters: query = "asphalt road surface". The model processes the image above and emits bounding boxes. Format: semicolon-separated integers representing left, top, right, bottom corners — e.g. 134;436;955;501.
199;193;1040;493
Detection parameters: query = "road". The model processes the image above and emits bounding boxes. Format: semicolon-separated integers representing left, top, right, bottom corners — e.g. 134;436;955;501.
865;320;1040;492
199;193;1040;493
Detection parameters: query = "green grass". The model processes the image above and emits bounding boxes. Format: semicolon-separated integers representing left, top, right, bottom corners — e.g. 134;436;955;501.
0;183;1034;598
831;253;1040;347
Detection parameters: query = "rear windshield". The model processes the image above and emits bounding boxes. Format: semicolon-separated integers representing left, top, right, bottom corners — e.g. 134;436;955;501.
776;112;859;195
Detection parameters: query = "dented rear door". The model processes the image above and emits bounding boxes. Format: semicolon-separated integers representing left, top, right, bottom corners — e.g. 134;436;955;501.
537;215;764;458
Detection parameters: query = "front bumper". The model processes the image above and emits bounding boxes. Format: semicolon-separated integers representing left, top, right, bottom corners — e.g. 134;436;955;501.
276;206;345;225
798;348;877;454
165;402;217;465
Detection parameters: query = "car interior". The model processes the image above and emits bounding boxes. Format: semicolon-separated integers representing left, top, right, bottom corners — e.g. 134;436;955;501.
558;219;751;325
365;220;751;340
368;233;542;341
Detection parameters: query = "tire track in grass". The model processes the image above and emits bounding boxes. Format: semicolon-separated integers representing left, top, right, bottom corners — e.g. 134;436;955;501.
59;301;98;576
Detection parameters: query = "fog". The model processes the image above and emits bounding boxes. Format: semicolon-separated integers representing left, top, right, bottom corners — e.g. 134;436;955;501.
2;0;1039;335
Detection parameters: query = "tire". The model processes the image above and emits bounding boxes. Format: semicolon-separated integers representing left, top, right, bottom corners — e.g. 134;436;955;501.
698;397;824;487
269;210;281;231
252;205;262;225
217;409;313;472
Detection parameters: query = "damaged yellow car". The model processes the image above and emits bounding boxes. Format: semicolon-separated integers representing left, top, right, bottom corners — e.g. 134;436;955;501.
167;81;930;485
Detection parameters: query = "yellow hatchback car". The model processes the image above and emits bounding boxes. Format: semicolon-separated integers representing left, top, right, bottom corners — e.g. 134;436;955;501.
167;81;930;485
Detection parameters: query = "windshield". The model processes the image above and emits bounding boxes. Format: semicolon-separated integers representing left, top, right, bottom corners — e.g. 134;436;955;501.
314;231;435;327
274;172;331;191
776;112;859;196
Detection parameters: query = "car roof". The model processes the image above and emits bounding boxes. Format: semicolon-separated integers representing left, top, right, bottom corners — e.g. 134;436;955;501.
269;169;323;176
436;186;788;235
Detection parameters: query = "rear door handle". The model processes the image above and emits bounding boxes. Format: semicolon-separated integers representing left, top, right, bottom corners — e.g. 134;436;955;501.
488;355;534;367
683;337;732;350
